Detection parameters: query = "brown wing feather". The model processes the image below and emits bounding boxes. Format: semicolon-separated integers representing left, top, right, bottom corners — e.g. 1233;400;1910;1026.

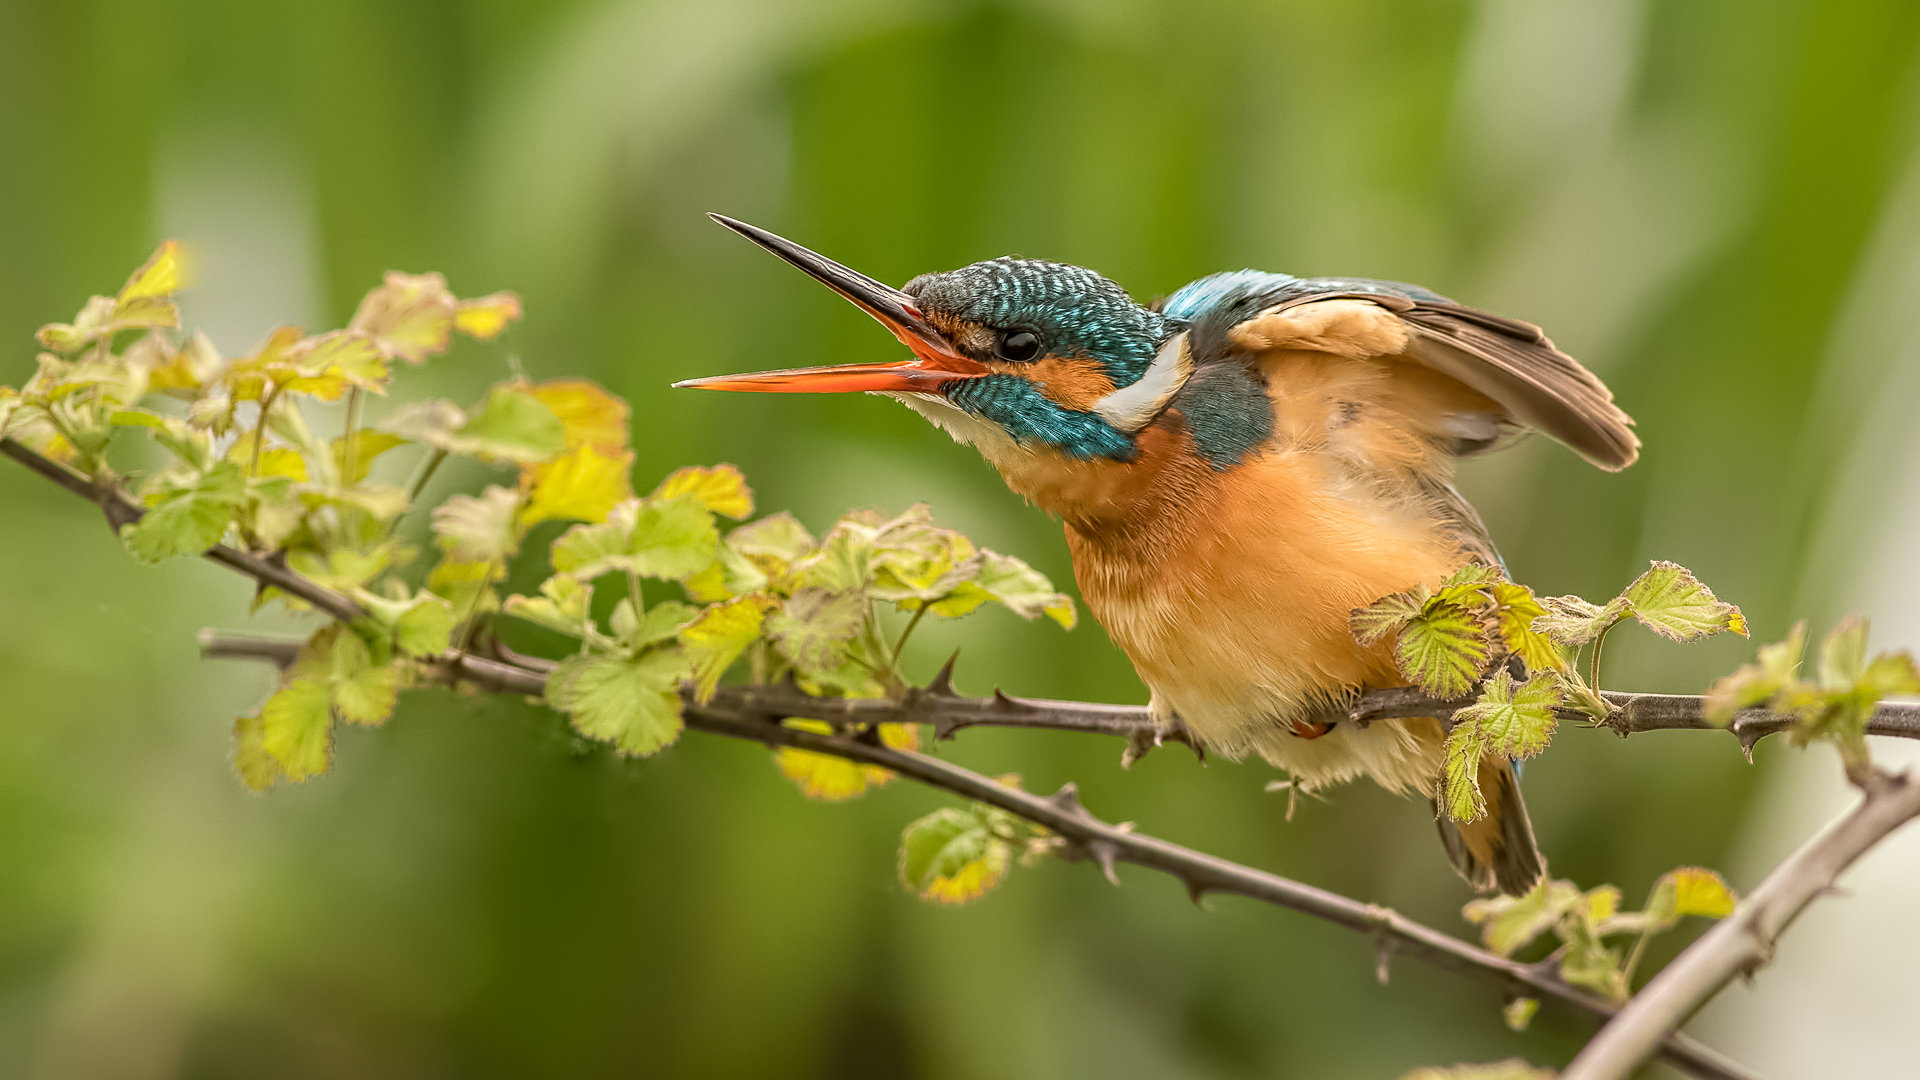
1260;292;1639;471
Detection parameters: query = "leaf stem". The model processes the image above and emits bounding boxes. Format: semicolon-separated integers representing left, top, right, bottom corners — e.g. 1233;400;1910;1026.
249;382;284;480
891;604;929;670
1590;622;1615;696
341;387;363;483
627;570;646;623
406;447;448;503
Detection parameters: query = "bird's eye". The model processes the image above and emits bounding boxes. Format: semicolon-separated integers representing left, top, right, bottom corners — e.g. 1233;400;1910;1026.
998;331;1042;363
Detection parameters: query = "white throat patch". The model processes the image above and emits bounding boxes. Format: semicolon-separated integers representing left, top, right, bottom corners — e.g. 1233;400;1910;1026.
1091;332;1193;433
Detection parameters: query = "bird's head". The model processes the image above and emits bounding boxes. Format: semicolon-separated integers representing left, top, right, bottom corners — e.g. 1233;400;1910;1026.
676;215;1191;462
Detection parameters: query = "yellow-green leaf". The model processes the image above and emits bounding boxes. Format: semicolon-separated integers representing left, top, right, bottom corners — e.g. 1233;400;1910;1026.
1489;582;1562;672
519;443;634;527
329;630;402;725
1451;669;1562;761
1531;594;1631;646
433;486;523;562
332;430;409;484
651;464;753;519
777;720;917;801
525;378;628;454
395;595;454;657
350;271;456;363
728;512;816;561
503;575;594;637
232;711;286;792
1623;561;1748;642
549;495;718;582
898;805;1012;903
1704;622;1806;724
454;291;523;341
119;461;246;563
261;674;332;781
765;587;865;677
680;594;777;702
1502;999;1538;1033
1463;877;1586;957
1351;585;1430;647
118;240;184;303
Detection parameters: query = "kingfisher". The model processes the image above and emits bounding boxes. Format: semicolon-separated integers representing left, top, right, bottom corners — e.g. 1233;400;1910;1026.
677;214;1636;895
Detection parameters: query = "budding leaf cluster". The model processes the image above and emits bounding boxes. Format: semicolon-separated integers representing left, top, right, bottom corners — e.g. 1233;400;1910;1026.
1463;867;1736;1003
1705;615;1920;770
1351;560;1747;823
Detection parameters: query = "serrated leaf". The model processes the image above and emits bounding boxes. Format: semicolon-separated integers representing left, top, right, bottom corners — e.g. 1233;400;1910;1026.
261;673;332;781
777;719;917;800
618;600;698;649
432;486;523;562
1351;585;1429;647
350;271;455;362
1558;907;1626;1001
1464;876;1586;956
454;291;523;341
964;550;1076;628
427;558;504;616
395;595;453;657
1394;600;1489;698
1489;582;1562;672
549;495;719;582
680;594;777;702
546;647;691;755
328;630;402;725
332;430;409;484
1531;594;1631;646
1452;669;1563;760
1641;867;1738;932
898;806;1012;903
519;443;634;528
1623;561;1747;642
119;461;246;563
728;512;816;561
503;575;594;636
290;331;388;390
232;711;285;792
288;546;393;592
384;387;565;465
765;587;867;676
1441;718;1490;823
651;464;753;519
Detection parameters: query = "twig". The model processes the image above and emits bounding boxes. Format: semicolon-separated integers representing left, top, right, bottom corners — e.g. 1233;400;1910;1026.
2;436;365;622
1560;763;1920;1080
197;630;1750;1080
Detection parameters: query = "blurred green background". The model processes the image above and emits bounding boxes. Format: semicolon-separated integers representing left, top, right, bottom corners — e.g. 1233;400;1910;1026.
6;1;1920;1077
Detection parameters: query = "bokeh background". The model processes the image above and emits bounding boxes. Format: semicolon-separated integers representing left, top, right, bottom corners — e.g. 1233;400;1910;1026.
4;1;1920;1077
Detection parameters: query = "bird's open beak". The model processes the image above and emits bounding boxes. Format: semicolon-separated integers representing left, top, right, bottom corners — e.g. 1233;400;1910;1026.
672;214;989;394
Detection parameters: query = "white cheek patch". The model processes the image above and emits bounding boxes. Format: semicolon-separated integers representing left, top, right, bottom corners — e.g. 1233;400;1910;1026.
1091;332;1193;433
882;391;1026;465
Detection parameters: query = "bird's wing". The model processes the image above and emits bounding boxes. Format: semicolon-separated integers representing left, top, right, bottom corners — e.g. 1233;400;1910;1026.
1233;281;1638;471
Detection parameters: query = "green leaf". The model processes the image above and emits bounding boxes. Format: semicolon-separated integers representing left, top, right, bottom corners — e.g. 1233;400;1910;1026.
232;711;286;792
1393;600;1489;698
966;550;1077;629
1558;898;1627;1002
1623;561;1747;642
260;674;332;781
328;630;402;725
546;647;692;755
765;587;867;677
1819;613;1869;692
503;575;594;636
777;719;916;801
1531;594;1631;646
1441;716;1489;823
119;461;246;563
679;594;776;702
1350;584;1430;647
898;806;1013;904
549;495;720;582
1501;999;1538;1033
110;407;213;470
1435;561;1504;605
394;595;453;657
383;385;565;464
432;485;523;562
519;443;634;527
1639;867;1738;933
619;599;698;649
288;546;394;593
1463;876;1586;956
1859;651;1920;699
1451;669;1563;760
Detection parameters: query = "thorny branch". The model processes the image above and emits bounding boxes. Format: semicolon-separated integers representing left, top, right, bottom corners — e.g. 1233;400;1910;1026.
200;630;1753;1080
15;431;1873;1080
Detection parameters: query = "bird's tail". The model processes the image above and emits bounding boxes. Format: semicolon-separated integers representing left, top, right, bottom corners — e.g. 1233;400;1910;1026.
1434;755;1544;895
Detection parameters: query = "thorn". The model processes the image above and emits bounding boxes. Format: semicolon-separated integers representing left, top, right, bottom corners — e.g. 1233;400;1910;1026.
1121;728;1159;769
1186;879;1210;907
1737;724;1762;764
1049;782;1083;814
932;716;964;742
1375;933;1392;985
1088;840;1121;886
926;651;959;697
990;688;1025;713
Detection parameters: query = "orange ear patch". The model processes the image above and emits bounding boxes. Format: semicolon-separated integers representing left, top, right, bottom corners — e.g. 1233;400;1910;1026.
997;355;1117;410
